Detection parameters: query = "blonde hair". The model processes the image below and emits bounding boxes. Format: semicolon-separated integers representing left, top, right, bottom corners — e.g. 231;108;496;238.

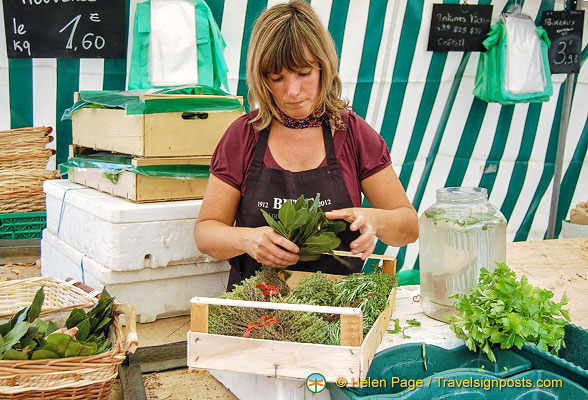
246;0;348;130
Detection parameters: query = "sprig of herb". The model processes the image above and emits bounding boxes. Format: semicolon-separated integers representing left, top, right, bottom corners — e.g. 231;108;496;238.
446;263;570;362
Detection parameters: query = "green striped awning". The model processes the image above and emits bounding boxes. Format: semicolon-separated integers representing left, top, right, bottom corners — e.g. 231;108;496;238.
1;0;586;275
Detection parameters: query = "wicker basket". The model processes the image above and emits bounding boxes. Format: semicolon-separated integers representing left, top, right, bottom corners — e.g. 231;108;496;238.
0;127;56;214
0;196;47;214
0;276;137;399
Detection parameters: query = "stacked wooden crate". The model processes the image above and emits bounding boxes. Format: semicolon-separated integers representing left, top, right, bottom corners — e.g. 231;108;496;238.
68;92;243;202
41;92;243;322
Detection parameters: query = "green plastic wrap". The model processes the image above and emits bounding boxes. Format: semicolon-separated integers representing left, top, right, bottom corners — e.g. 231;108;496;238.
61;85;243;120
473;22;552;105
128;0;229;91
60;152;210;184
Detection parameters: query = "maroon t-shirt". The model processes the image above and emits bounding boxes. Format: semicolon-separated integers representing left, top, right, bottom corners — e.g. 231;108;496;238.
210;111;391;207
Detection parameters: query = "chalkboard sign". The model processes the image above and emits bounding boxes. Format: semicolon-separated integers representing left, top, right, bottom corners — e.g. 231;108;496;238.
540;10;584;74
3;0;126;59
428;4;493;52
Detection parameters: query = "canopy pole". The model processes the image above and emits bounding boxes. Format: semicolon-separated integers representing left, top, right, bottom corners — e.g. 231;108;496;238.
546;0;582;239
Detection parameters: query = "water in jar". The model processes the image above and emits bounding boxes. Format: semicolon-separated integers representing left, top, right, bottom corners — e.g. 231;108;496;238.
419;199;506;321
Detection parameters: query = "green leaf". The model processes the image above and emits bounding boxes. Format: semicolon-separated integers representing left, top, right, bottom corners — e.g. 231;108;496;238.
0;321;11;337
308;193;321;213
3;321;31;352
40;343;59;353
47;321;60;336
3;349;27;360
96;338;111;354
75;319;91;342
56;339;70;357
65;341;83;358
406;319;421;327
31;350;60;360
387;318;402;334
288;209;310;231
78;344;96;356
66;308;87;329
278;199;296;228
93;316;112;335
36;319;49;336
46;333;72;346
261;209;288;237
293;195;305;211
27;287;45;323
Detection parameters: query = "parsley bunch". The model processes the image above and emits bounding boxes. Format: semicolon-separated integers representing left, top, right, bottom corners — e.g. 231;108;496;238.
447;263;570;362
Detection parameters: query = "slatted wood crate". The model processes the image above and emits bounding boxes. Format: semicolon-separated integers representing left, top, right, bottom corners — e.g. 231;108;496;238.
71;93;243;157
67;146;210;203
187;260;397;382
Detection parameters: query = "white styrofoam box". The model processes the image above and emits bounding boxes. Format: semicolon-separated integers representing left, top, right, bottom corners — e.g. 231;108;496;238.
561;220;588;238
41;229;230;323
44;179;214;271
210;370;331;400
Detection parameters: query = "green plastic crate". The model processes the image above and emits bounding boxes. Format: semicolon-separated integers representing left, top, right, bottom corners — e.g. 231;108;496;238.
327;342;588;400
0;212;46;240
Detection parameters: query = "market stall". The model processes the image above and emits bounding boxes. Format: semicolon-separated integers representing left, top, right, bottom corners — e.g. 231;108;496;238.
0;0;586;399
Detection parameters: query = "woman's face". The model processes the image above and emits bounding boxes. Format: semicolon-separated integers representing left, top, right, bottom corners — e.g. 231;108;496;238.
266;57;321;120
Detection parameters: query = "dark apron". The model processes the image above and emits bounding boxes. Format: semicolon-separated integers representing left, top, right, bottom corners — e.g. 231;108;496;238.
227;123;363;289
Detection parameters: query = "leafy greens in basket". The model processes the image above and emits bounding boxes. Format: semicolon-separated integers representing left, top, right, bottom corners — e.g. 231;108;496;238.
0;287;114;360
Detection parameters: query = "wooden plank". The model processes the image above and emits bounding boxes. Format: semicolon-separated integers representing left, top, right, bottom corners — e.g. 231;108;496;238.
190;296;362;316
360;287;397;374
382;259;397;274
136;174;207;202
72;107;145;156
69;166;139;201
506;238;588;328
143;108;243;157
128;342;187;373
119;363;148;400
68;167;208;203
340;314;363;346
191;303;208;333
187;332;361;381
328;250;397;261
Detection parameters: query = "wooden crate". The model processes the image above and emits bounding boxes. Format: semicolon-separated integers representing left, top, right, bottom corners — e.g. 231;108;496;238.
187;261;397;381
72;93;243;157
67;146;210;203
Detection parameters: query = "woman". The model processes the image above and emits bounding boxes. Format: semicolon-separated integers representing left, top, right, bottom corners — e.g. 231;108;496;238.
194;0;418;289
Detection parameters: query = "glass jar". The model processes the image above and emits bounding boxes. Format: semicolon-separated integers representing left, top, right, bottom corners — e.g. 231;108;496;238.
418;187;507;321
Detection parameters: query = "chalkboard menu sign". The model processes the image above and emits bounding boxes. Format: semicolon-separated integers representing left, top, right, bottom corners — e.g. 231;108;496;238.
3;0;126;59
428;4;493;52
540;10;584;74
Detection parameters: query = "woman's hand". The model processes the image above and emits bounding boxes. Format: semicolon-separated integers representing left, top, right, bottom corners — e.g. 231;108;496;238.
243;226;300;268
325;208;377;260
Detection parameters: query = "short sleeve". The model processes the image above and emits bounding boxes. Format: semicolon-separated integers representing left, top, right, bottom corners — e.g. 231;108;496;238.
210;114;258;192
346;113;391;180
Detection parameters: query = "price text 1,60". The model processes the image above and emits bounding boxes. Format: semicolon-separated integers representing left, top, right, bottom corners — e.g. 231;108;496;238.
59;13;105;52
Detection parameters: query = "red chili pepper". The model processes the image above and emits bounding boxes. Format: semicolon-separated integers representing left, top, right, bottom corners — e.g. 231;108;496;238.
243;315;278;338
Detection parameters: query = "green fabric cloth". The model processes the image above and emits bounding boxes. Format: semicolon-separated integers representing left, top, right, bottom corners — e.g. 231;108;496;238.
128;0;229;91
474;22;553;105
